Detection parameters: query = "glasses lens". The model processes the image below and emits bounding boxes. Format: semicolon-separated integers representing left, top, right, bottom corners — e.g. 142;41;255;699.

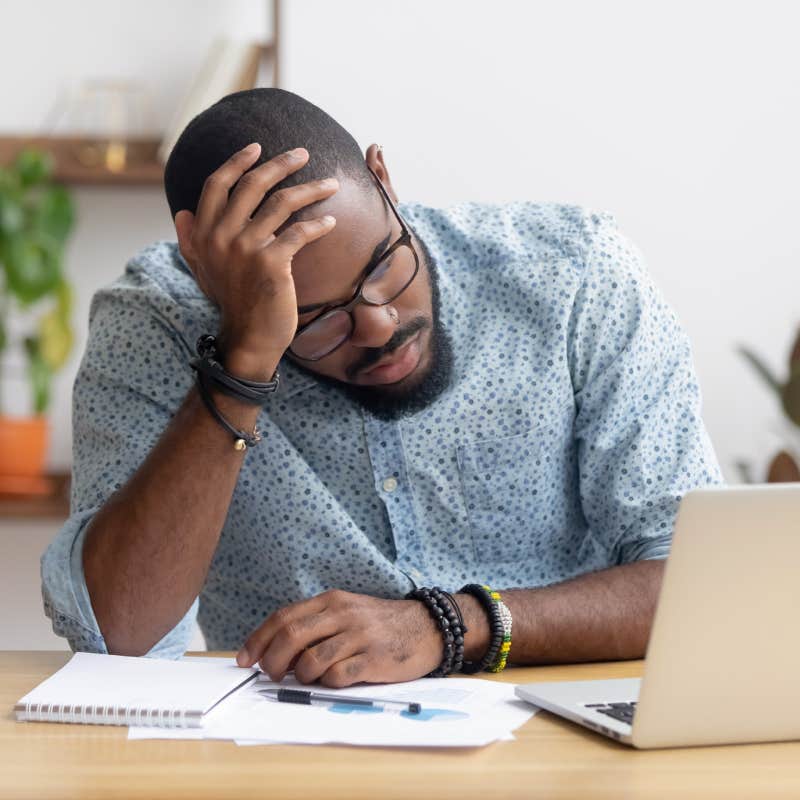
291;309;353;361
361;242;418;304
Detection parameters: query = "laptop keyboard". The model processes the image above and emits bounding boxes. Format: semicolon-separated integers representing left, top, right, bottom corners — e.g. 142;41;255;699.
584;701;637;726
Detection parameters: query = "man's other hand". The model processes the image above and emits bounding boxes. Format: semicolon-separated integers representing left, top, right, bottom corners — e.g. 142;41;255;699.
236;590;442;687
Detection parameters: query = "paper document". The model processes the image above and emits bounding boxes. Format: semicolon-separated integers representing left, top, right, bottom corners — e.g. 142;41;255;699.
130;670;536;747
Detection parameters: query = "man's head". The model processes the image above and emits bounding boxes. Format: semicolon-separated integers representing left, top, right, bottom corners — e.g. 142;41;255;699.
164;88;453;420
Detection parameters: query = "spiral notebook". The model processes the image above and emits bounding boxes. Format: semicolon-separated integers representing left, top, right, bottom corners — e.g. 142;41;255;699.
15;652;258;728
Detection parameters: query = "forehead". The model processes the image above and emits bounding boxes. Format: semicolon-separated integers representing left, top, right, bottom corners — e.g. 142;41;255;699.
290;177;389;306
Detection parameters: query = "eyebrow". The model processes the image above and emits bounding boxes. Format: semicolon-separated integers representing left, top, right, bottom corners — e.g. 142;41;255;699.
296;230;393;315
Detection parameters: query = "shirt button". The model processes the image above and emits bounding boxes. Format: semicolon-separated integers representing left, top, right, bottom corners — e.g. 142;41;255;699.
382;476;398;493
410;568;424;582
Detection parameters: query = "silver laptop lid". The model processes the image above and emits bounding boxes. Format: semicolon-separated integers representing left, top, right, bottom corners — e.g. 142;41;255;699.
632;484;800;748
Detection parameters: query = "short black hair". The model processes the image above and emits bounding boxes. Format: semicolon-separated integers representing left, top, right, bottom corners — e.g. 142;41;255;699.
163;88;371;220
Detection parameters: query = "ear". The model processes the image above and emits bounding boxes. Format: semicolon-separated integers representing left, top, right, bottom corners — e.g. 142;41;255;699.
174;210;198;265
365;143;399;203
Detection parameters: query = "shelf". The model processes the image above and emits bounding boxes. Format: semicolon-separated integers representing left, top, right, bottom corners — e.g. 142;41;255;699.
0;472;70;519
0;136;164;186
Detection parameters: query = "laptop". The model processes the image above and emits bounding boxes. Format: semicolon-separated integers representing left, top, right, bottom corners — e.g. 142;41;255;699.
514;484;800;748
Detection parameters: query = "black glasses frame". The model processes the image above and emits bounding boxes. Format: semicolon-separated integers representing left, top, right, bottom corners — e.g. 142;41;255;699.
289;166;420;361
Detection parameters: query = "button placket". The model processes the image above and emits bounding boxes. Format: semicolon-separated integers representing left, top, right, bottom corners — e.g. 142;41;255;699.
364;415;423;573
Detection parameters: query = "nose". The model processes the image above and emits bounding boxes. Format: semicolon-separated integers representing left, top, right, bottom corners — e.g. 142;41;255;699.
348;303;397;349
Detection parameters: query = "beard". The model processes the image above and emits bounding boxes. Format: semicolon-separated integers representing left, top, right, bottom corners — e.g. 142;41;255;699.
295;230;454;421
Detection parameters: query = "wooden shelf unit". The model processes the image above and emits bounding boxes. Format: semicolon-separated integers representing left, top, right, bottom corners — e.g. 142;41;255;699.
0;135;164;186
0;472;70;519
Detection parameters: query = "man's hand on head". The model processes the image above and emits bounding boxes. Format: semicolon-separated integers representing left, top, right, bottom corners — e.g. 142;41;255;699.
173;143;339;380
236;590;443;688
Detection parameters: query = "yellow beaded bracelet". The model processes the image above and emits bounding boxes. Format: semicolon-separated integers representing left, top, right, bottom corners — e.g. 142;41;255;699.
485;586;513;673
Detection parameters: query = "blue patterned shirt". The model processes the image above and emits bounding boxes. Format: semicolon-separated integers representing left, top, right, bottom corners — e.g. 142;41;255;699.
41;202;722;657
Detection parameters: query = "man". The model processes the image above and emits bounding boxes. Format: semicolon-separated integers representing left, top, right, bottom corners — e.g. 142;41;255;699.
42;88;721;686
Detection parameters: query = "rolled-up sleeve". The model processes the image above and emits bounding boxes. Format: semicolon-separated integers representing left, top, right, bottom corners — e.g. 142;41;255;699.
568;214;723;564
41;263;201;658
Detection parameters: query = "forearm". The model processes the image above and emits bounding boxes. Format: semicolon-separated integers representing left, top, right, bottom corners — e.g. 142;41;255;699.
83;365;268;656
457;560;665;665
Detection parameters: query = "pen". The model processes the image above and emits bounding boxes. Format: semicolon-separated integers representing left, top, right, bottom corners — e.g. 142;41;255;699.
258;687;422;714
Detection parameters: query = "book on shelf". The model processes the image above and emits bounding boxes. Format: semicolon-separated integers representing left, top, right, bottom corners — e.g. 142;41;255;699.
157;37;275;165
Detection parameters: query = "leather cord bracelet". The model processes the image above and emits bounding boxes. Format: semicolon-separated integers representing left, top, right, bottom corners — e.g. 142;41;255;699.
189;335;279;406
196;372;261;451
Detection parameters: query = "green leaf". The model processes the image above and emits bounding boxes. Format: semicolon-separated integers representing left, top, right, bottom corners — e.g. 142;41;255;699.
13;149;54;187
1;232;62;304
38;306;73;369
0;191;24;234
24;336;51;414
55;278;73;320
32;185;74;243
737;346;783;395
790;328;800;371
782;371;800;427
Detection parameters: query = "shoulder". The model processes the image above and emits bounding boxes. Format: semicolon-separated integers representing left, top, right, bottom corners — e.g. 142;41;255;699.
400;200;620;269
88;241;214;334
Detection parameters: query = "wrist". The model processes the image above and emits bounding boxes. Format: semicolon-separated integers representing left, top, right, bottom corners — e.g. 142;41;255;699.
222;345;283;382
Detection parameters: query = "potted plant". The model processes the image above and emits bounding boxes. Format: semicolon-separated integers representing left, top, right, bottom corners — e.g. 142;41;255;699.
0;148;75;493
738;329;800;483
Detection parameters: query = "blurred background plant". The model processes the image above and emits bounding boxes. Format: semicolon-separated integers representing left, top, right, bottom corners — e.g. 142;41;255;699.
0;149;75;416
737;329;800;482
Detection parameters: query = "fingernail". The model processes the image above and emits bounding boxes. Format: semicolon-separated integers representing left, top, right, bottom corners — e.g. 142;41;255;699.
236;647;249;666
290;147;307;158
320;178;339;188
243;142;260;154
322;215;336;225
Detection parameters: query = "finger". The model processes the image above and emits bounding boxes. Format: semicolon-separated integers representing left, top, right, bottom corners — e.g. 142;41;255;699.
265;216;337;264
237;593;329;668
218;148;311;236
194;142;264;236
292;632;361;685
258;611;343;682
243;178;339;243
319;654;369;689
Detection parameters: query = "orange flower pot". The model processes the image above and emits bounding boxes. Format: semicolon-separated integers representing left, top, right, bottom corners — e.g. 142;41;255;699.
0;415;51;495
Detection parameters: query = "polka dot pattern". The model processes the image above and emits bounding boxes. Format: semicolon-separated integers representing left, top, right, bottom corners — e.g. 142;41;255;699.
41;202;722;657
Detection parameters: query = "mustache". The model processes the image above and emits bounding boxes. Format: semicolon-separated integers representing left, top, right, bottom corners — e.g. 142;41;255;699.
346;316;429;380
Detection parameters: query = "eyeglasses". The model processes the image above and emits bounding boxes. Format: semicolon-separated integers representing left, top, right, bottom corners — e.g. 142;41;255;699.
289;166;420;361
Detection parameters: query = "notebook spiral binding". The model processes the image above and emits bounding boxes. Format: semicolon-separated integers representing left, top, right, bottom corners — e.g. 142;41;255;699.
16;701;203;727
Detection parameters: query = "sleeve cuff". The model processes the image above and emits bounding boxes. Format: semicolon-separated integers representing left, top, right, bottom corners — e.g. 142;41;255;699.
41;509;199;658
617;532;672;564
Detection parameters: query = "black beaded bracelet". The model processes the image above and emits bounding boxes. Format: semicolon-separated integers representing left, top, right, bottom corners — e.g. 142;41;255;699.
406;586;467;677
458;583;504;674
437;589;468;674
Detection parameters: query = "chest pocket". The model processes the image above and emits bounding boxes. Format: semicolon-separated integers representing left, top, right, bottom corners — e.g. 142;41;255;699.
457;424;567;563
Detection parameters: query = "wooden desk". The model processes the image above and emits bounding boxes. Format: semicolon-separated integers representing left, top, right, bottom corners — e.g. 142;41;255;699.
2;651;798;800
